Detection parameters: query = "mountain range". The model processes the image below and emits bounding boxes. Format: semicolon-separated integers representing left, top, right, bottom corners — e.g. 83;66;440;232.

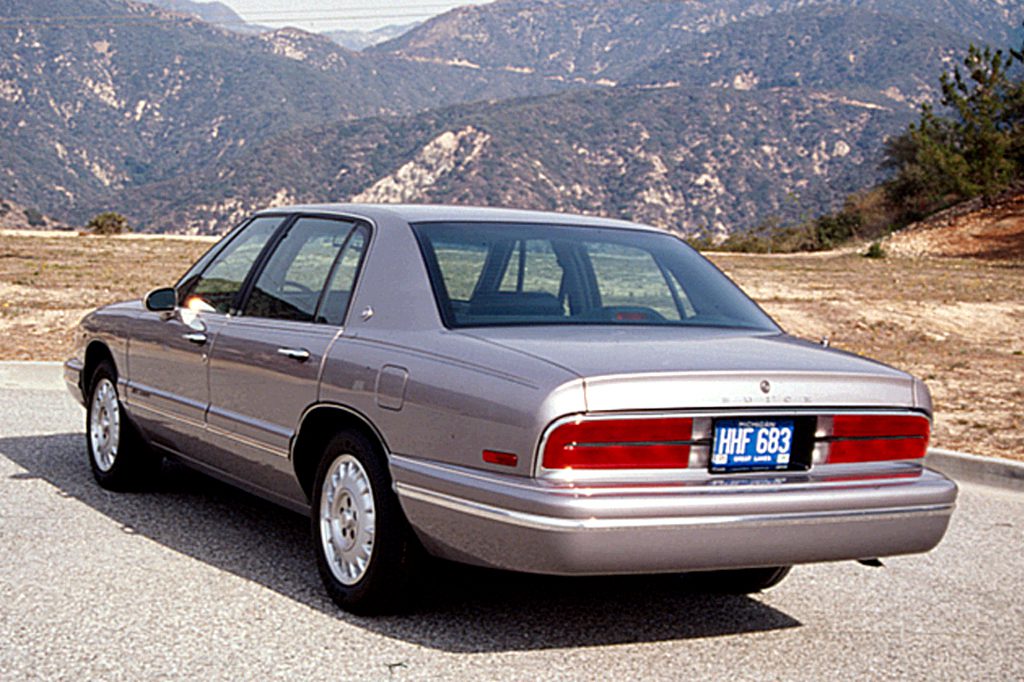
0;0;1021;235
143;0;417;49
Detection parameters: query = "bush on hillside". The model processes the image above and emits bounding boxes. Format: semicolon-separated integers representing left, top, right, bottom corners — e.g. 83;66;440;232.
86;212;131;235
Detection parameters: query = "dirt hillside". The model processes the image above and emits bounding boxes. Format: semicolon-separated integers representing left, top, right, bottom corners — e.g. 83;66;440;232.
885;189;1024;260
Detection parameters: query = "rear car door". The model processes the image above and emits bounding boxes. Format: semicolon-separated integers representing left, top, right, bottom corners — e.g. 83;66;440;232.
205;215;369;504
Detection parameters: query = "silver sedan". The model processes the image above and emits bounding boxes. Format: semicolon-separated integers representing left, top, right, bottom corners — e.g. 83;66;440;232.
64;205;957;613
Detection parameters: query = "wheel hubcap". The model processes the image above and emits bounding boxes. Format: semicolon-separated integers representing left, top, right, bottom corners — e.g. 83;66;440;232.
319;454;375;586
89;378;120;472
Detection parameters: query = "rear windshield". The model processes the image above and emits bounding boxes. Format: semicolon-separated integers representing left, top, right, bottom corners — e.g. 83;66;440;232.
412;222;778;331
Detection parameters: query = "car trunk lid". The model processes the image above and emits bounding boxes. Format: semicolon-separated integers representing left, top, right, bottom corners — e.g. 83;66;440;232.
461;326;916;411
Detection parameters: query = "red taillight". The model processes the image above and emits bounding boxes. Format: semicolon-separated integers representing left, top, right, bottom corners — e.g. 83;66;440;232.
828;414;930;463
542;417;693;469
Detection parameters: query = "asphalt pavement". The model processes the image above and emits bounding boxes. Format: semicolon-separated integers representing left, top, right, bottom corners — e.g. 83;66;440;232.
1;364;1022;680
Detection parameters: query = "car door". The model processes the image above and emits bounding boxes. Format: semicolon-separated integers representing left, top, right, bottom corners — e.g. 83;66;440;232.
126;215;286;455
204;216;369;503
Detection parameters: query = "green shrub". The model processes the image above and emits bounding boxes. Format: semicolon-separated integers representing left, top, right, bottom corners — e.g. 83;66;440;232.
86;212;131;235
864;242;887;259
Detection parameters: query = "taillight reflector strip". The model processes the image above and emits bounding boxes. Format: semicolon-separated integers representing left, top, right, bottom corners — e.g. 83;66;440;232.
482;450;518;467
543;417;694;469
828;414;930;463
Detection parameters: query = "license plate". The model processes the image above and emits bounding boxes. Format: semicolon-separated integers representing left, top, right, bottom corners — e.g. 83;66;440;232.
711;418;795;473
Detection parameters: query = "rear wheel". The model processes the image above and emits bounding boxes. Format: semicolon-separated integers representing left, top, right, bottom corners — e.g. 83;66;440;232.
684;566;792;594
86;361;160;490
311;430;421;614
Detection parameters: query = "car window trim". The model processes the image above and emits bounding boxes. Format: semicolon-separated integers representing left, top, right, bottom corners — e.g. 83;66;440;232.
412;229;456;328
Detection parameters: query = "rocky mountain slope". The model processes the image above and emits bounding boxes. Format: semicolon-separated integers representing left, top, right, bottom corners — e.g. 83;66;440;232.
624;7;968;108
0;0;572;221
1;0;1021;234
118;84;911;234
0;197;65;230
371;0;1022;82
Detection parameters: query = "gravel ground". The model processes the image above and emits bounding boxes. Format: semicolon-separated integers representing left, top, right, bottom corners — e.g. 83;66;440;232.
0;366;1022;680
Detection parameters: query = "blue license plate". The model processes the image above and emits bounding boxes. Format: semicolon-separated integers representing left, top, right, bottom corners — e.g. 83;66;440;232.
711;418;795;473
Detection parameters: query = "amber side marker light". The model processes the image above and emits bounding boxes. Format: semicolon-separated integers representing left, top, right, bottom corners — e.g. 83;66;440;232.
483;450;518;467
828;414;930;463
543;417;694;469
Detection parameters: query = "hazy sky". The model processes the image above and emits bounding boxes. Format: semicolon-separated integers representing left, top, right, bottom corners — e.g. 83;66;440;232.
226;1;492;32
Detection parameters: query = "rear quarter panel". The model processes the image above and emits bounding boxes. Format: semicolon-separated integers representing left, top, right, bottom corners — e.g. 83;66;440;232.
319;330;584;477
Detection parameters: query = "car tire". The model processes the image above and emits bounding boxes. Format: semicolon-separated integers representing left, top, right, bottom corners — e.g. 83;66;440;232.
311;430;422;614
684;566;792;594
86;361;161;490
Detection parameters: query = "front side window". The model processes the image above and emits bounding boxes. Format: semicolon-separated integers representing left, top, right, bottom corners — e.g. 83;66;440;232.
179;215;283;314
244;217;356;323
413;221;777;331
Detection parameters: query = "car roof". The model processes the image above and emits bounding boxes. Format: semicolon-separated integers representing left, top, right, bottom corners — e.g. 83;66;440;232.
254;203;661;232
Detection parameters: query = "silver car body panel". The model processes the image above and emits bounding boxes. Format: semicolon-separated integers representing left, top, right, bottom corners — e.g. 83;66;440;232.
66;203;958;575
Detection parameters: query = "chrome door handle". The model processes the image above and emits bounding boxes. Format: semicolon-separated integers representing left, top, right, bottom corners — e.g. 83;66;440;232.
277;347;310;361
183;332;207;345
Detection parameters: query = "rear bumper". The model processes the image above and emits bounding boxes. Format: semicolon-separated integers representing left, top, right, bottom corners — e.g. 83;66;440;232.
64;358;85;406
392;455;957;575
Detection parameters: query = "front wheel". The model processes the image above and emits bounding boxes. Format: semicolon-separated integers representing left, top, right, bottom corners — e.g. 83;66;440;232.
311;430;421;614
86;362;160;490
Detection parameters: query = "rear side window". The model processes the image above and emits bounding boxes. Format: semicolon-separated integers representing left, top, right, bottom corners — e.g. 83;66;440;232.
318;225;369;326
413;221;777;331
586;243;694;320
497;240;563;302
244;217;356;323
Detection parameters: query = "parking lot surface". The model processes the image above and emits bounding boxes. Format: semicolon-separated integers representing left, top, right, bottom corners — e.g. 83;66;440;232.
1;367;1022;680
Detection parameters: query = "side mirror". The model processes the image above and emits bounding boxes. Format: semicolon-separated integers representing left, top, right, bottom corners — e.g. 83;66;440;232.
144;287;177;312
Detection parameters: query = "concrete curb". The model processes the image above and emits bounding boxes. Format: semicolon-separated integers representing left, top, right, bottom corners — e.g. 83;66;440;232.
1;362;1021;492
926;448;1024;493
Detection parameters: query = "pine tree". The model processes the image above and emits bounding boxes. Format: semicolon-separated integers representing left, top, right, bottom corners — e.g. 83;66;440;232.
939;44;1016;199
884;29;1024;218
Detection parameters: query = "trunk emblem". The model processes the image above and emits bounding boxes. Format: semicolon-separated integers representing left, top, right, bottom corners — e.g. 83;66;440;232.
760;380;771;394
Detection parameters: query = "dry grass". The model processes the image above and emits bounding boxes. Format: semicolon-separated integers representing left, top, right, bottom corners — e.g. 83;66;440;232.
0;232;212;359
0;230;1020;460
713;252;1024;461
